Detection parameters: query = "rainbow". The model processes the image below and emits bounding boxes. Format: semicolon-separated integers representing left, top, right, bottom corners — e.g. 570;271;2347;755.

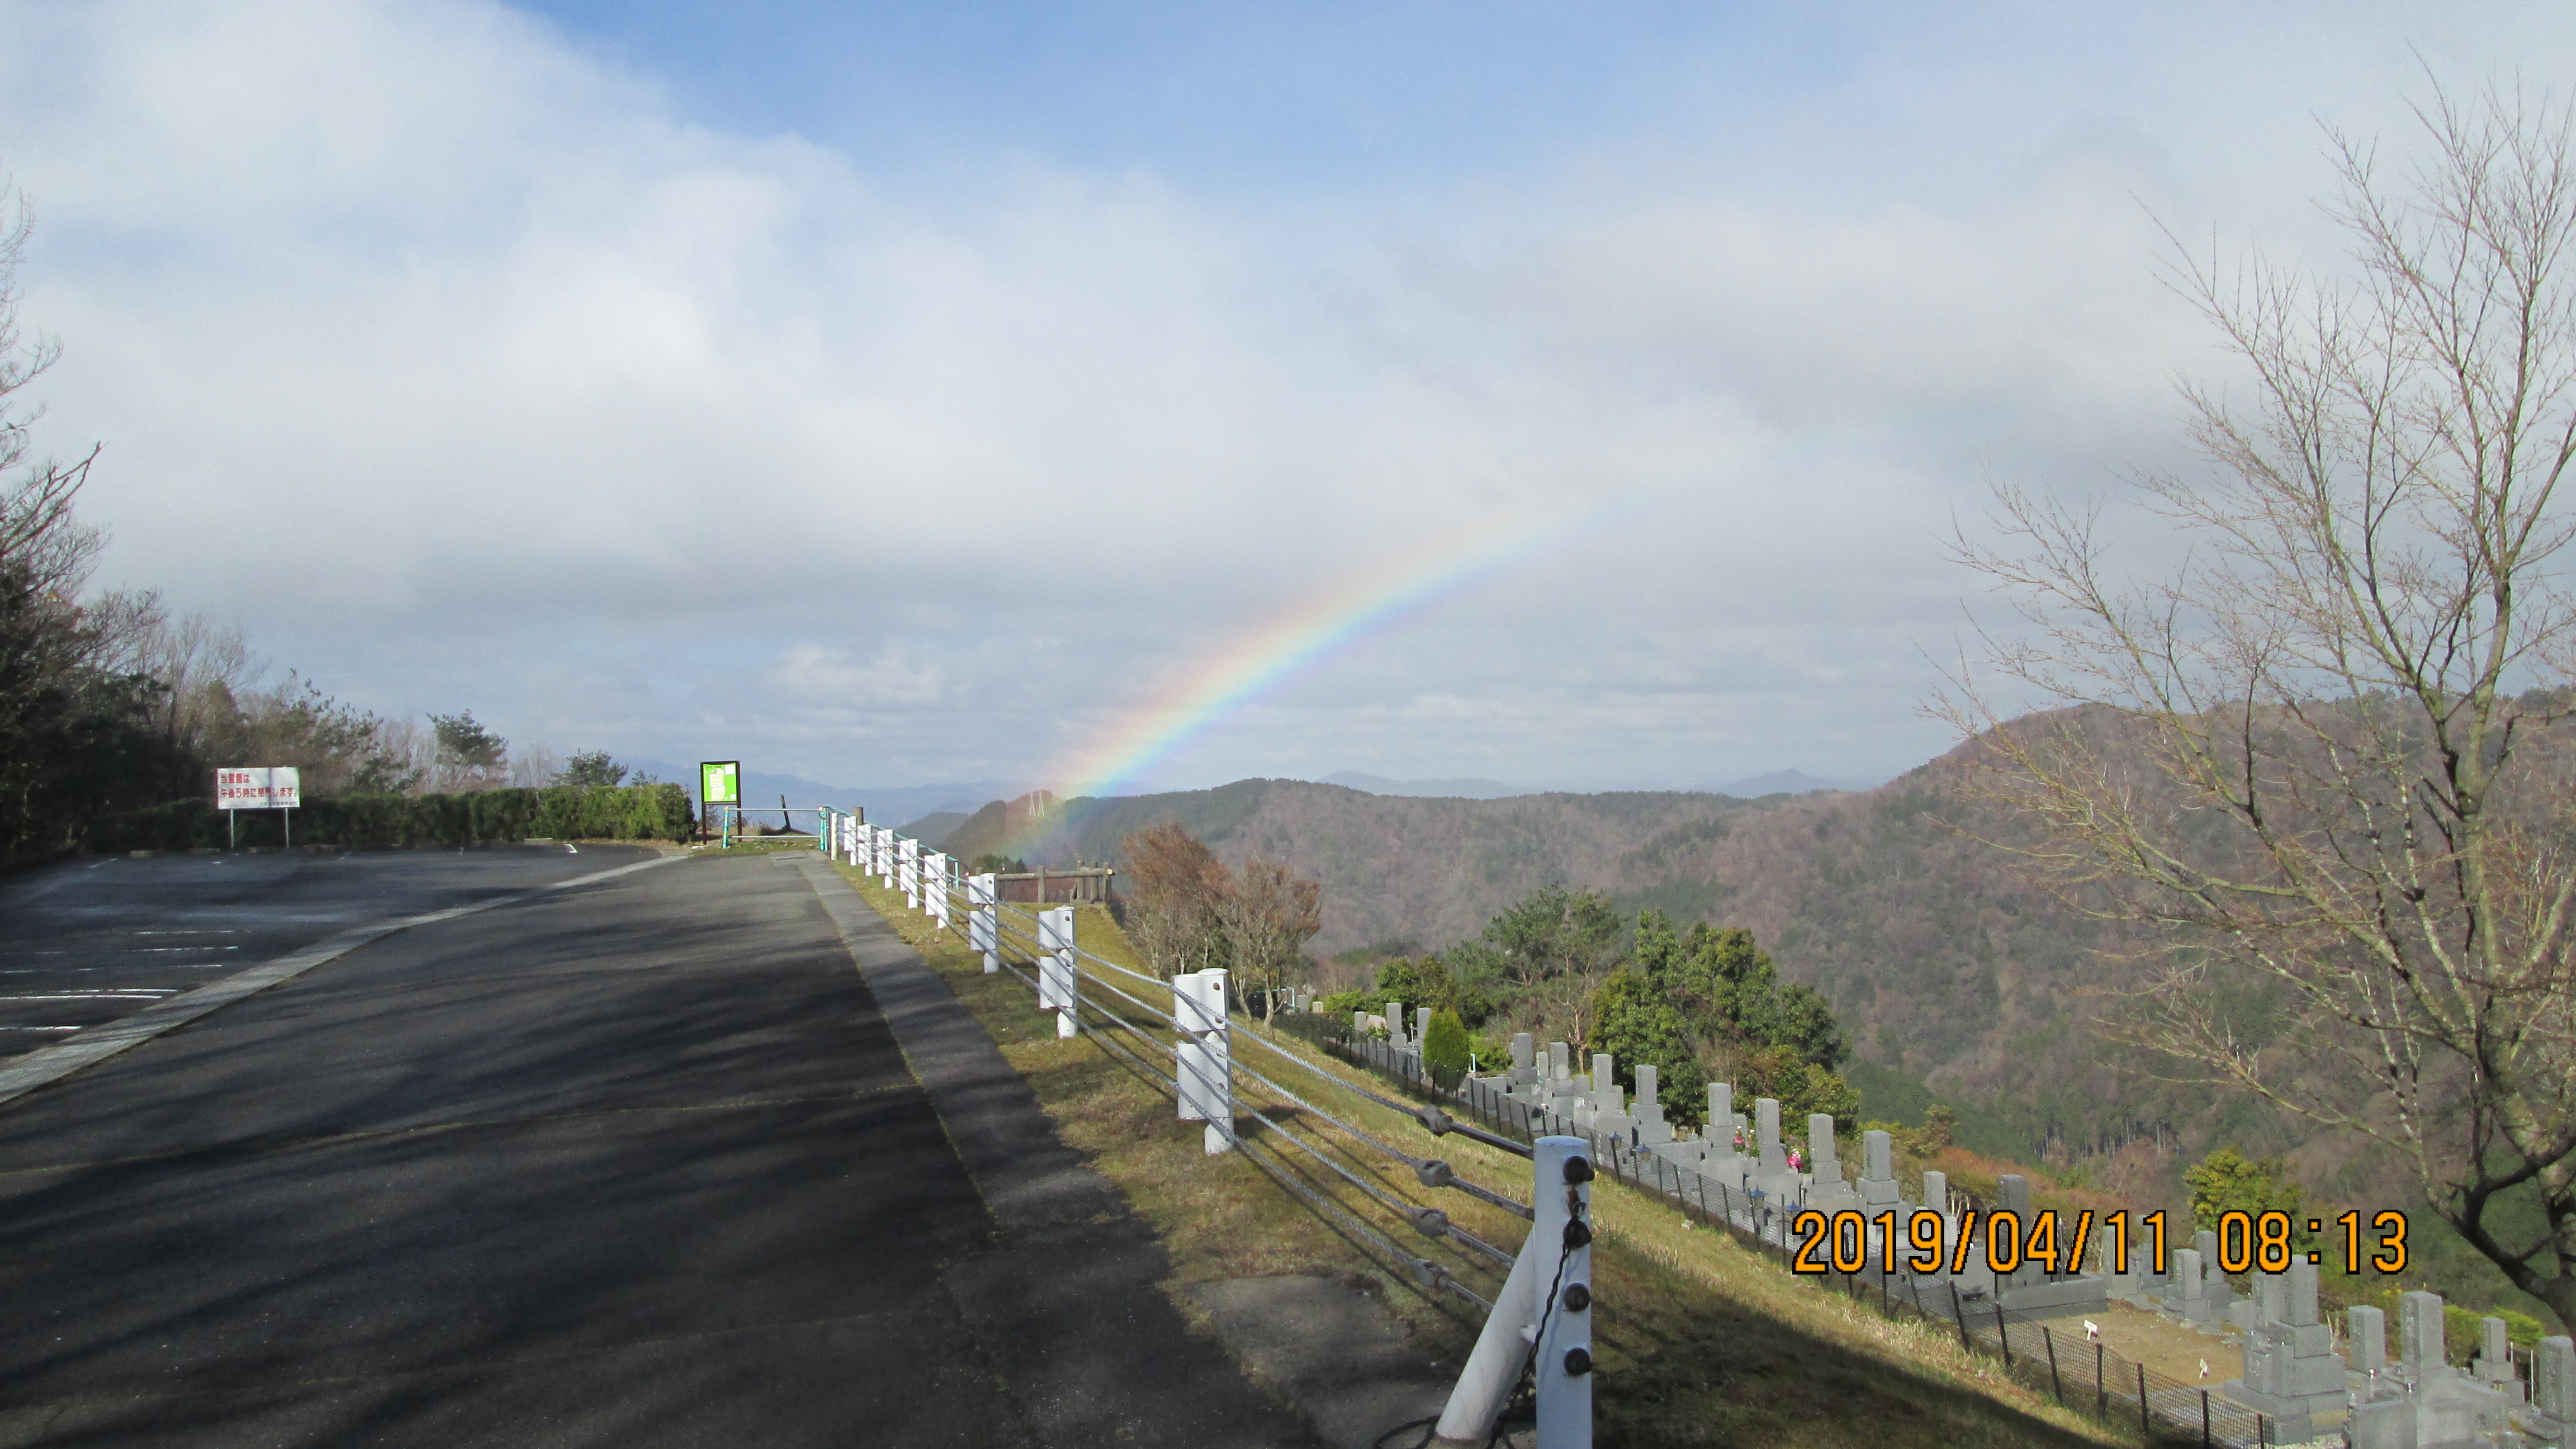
1040;494;1629;804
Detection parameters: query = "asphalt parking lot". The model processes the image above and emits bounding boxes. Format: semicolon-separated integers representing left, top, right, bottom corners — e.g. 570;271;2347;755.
0;850;1033;1446
0;847;1320;1448
0;845;655;1062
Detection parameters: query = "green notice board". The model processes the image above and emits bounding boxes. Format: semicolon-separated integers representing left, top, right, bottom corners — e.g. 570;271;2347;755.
700;760;740;804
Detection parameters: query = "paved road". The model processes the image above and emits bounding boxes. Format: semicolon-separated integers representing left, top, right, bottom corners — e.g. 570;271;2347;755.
0;849;1314;1447
0;845;656;1061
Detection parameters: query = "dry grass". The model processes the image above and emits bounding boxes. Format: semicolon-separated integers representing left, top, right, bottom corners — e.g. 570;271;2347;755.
831;864;2144;1448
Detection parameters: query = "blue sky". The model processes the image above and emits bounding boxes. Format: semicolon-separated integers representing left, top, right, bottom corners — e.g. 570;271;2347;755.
2;2;2568;794
512;3;1805;194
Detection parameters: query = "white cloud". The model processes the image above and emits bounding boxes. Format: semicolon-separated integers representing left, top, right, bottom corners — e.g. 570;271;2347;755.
4;0;2570;788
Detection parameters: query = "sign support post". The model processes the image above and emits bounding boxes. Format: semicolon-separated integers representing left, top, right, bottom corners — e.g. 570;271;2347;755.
217;767;300;851
273;768;300;849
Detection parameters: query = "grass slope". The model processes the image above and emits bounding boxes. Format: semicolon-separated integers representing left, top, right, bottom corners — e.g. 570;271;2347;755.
828;863;2134;1449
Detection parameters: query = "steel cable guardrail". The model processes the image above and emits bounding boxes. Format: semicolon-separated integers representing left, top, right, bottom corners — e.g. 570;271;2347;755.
1017;921;1508;1309
1053;941;1521;1285
821;821;1526;1317
821;812;1647;1442
1312;1018;2293;1449
976;886;1533;1221
1006;937;1499;1262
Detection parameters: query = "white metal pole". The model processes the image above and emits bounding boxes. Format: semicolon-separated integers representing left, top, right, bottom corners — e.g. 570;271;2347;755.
969;873;998;972
1050;906;1078;1039
1172;968;1232;1155
1532;1135;1594;1448
925;853;951;926
1432;1214;1542;1444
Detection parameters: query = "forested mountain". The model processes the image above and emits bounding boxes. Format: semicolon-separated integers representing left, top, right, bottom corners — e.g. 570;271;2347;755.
941;780;1777;949
932;734;2305;1206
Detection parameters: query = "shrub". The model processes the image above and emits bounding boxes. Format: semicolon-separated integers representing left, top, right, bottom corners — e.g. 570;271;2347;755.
2445;1304;2549;1360
2185;1146;2316;1253
1316;988;1382;1016
1422;1009;1472;1073
83;782;695;853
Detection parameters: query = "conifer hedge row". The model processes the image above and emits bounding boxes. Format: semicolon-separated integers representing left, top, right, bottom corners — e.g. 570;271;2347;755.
85;783;695;852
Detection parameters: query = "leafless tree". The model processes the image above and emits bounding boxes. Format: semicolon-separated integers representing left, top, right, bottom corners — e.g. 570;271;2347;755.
1945;82;2576;1327
133;606;252;747
1121;822;1232;978
1218;855;1323;1022
0;179;98;596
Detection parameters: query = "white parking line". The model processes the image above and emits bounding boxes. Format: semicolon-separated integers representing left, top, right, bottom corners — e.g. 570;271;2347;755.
0;990;174;1001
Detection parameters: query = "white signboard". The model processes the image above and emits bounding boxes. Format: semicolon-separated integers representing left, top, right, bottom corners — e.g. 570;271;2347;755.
217;768;267;810
217;767;302;809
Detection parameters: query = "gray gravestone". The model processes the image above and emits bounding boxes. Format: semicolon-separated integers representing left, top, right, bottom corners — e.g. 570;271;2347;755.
2534;1336;2574;1426
2401;1290;2447;1379
2475;1316;2521;1395
2351;1305;2388;1373
1632;1063;1670;1145
1808;1115;1840;1183
1859;1129;1901;1207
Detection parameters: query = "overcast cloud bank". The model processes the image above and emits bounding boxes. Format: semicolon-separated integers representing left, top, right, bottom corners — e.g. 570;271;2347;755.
2;1;2563;790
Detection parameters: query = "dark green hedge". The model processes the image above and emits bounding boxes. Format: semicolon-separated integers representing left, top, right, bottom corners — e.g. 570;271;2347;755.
86;783;695;853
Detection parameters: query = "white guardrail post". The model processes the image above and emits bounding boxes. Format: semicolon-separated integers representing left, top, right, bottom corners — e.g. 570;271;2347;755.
1433;1135;1593;1447
924;851;951;927
1532;1135;1594;1448
968;873;998;972
1036;906;1079;1039
1172;968;1233;1156
898;836;920;910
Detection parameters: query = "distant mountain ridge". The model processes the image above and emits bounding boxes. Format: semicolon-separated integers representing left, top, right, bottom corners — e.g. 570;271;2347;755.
1318;770;1535;799
1699;769;1865;797
1316;768;1872;799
